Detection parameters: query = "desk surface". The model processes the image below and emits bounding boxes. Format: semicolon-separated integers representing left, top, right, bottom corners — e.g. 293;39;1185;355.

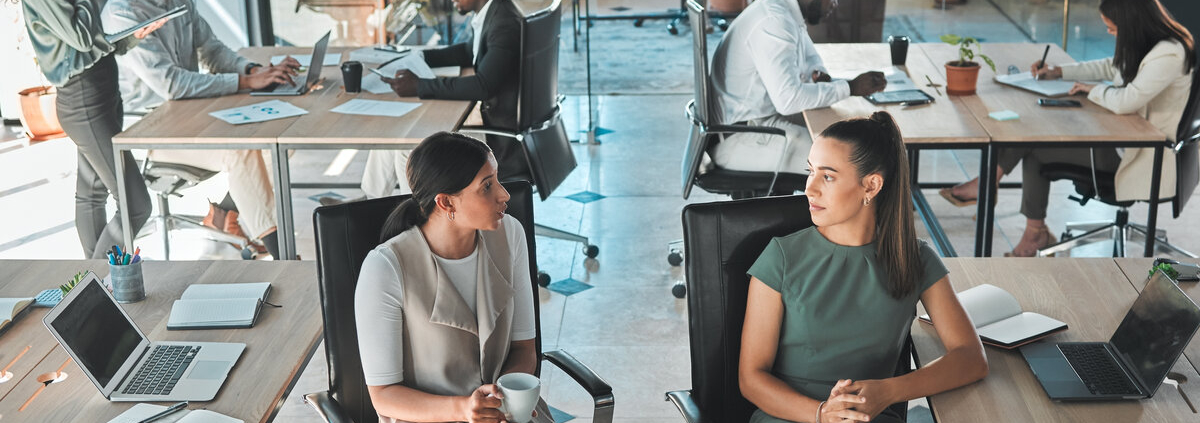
806;43;990;145
113;46;474;147
918;43;1166;144
914;258;1200;422
0;260;320;423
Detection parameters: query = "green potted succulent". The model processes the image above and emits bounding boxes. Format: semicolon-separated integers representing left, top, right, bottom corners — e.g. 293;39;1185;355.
940;34;995;95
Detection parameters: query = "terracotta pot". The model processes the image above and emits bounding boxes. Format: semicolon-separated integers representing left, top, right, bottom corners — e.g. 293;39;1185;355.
944;62;981;95
18;86;67;142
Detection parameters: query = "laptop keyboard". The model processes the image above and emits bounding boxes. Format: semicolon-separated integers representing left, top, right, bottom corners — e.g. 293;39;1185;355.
1059;344;1140;396
121;345;200;396
262;75;307;94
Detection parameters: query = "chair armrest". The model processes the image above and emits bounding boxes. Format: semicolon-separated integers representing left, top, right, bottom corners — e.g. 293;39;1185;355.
707;124;787;137
458;125;522;141
303;391;355;423
665;390;703;423
543;349;615;423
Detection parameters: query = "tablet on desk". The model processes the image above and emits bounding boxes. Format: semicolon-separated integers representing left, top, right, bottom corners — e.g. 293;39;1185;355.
104;5;188;43
867;89;934;105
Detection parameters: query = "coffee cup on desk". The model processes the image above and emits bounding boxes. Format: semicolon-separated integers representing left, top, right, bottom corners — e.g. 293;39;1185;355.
497;372;540;423
341;61;363;94
889;35;910;66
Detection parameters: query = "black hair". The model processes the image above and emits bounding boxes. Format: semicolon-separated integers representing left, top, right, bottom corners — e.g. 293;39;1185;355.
1100;0;1194;85
819;112;920;299
380;132;492;242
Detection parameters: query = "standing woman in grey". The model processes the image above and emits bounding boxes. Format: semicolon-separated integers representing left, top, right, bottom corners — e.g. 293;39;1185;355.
20;0;162;258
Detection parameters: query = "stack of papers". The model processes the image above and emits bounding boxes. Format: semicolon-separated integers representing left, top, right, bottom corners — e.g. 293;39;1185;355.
209;100;307;125
362;52;435;94
331;99;422;117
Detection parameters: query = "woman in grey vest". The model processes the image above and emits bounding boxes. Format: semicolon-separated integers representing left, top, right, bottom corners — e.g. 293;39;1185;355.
355;132;551;423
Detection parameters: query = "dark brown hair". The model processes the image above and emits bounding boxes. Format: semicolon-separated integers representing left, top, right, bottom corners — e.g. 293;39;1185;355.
1100;0;1194;85
819;112;920;299
380;132;492;242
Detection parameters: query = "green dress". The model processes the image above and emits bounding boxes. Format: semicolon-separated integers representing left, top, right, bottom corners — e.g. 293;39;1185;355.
746;227;947;423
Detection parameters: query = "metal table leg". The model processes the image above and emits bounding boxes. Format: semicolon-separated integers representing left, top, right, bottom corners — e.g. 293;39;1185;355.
271;144;297;260
1143;145;1164;257
979;145;998;257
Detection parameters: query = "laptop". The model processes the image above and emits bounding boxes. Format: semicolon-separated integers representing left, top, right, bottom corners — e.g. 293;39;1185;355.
250;30;332;96
1020;269;1200;400
42;273;245;402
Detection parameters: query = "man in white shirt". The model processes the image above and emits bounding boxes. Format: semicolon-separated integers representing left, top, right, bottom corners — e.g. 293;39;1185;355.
101;0;299;257
709;0;887;175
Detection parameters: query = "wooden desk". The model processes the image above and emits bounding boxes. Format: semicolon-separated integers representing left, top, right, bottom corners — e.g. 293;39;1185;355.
913;258;1200;422
112;46;474;260
918;43;1170;257
805;44;992;257
1115;258;1200;377
0;260;320;423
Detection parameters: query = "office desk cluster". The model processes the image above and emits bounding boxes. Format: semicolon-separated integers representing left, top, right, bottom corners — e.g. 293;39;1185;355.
112;47;476;260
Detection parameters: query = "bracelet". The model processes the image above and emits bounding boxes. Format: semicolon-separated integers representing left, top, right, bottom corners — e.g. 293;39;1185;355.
815;400;826;423
244;62;262;75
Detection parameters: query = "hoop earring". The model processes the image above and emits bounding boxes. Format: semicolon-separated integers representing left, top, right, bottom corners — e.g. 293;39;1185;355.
449;212;456;221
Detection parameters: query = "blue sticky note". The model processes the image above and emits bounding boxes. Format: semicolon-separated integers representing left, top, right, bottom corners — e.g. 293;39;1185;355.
988;110;1020;121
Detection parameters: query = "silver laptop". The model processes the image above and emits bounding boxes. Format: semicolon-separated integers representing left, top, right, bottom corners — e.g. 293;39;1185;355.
1020;269;1200;400
250;30;332;96
43;273;245;402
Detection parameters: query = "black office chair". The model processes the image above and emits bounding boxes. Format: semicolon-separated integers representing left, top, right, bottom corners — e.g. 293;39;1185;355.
666;195;912;423
140;159;252;260
460;0;599;268
306;180;614;423
1037;55;1200;258
668;0;807;294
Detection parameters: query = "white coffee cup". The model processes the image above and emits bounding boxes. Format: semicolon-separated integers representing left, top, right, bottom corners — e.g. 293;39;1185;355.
497;372;540;423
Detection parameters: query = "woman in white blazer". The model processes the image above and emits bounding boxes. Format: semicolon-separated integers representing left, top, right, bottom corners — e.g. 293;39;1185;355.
941;0;1194;257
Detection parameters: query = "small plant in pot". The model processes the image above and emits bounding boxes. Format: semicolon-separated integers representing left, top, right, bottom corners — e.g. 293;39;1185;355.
940;34;995;95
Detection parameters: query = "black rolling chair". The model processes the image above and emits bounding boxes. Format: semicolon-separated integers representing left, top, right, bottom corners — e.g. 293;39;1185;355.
141;159;251;260
305;180;614;423
666;195;912;422
669;0;807;295
1037;56;1200;258
460;0;599;270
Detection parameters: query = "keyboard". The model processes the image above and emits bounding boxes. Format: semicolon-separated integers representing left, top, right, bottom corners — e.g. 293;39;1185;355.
121;345;201;395
258;75;307;95
1060;343;1140;396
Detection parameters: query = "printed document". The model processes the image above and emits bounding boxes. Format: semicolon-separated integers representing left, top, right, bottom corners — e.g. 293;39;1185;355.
362;52;436;94
331;99;422;118
209;100;307;125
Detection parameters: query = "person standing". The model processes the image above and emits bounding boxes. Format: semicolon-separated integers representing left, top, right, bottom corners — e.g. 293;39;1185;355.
21;0;163;258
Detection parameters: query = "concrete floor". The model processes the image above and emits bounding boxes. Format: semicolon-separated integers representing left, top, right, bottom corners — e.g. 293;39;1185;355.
1;1;1196;422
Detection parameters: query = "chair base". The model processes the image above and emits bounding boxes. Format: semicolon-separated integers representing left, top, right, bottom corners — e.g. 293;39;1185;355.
1037;208;1197;258
535;224;599;258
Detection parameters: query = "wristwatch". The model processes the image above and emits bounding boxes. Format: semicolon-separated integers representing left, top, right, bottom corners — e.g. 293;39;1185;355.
244;62;262;75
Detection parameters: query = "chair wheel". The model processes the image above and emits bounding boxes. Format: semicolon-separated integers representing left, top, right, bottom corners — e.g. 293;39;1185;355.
667;24;679;35
241;245;257;260
537;271;551;288
584;244;599;258
667;252;683;266
633;19;644;27
716;20;729;31
672;282;687;298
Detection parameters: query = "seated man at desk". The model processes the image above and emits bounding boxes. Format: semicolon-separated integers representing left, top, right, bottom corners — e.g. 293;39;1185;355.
709;0;887;177
101;0;299;258
354;0;523;200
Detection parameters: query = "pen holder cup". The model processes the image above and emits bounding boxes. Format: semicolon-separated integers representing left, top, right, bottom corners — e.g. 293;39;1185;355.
110;260;146;303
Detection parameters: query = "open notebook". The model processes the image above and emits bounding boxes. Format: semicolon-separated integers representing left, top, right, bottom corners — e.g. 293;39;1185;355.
168;283;271;330
920;283;1067;349
0;297;33;336
994;72;1076;97
108;403;242;423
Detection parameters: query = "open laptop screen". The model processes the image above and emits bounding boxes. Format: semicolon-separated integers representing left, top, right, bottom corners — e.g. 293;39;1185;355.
49;281;144;387
1110;271;1200;393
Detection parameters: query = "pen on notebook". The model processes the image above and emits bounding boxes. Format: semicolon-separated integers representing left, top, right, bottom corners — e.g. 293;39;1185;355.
136;401;188;423
1036;44;1050;79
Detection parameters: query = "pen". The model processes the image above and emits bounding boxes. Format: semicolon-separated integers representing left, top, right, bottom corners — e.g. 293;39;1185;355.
137;401;188;423
1036;44;1050;79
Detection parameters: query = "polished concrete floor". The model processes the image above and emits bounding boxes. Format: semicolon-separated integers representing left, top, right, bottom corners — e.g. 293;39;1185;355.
2;1;1198;422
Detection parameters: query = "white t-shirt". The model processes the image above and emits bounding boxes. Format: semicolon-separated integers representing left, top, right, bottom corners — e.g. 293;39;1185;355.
355;215;536;387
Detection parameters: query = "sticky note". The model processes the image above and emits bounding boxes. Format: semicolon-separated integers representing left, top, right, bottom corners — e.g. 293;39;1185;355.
988;110;1020;121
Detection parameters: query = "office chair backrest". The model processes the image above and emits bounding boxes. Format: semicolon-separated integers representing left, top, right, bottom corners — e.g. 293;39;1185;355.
312;181;539;423
687;0;712;126
1173;52;1200;218
681;195;815;422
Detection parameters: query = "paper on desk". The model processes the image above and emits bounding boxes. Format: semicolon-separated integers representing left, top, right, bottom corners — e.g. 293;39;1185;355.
348;46;411;63
361;52;436;94
331;99;422;117
209;100;307;125
108;403;243;423
881;66;919;92
270;53;340;67
994;72;1076;97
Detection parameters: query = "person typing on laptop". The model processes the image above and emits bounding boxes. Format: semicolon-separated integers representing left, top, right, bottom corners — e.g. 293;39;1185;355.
101;0;295;258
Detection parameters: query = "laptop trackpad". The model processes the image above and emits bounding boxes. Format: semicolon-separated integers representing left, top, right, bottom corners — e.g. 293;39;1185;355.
1030;358;1080;381
188;361;231;379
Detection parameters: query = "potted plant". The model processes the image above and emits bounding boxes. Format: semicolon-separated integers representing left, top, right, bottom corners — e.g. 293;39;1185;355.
5;3;65;142
940;34;995;95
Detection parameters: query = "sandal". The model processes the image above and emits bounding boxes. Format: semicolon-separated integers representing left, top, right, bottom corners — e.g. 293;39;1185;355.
939;188;977;207
1004;227;1058;257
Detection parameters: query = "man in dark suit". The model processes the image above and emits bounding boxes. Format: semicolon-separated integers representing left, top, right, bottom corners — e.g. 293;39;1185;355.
380;0;527;182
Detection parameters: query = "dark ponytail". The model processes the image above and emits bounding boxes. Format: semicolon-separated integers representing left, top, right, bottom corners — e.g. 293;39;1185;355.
380;132;492;242
819;112;921;299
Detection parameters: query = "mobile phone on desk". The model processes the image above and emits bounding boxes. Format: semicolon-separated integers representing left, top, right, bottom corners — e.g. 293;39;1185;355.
1037;98;1082;107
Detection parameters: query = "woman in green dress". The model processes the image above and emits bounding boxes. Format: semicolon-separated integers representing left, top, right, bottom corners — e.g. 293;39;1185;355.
740;112;988;423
